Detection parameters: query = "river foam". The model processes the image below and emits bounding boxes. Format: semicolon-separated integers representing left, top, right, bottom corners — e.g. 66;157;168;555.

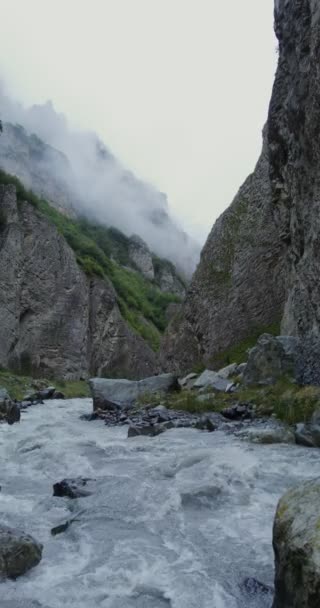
1;398;319;607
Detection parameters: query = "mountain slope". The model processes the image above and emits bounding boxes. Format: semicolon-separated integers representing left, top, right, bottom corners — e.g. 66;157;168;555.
0;95;200;276
0;180;160;379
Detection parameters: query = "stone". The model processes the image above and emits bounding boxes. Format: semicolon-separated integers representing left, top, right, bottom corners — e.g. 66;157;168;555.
0;388;20;425
273;479;320;608
221;403;253;421
243;334;299;386
217;363;238;379
53;478;94;499
242;424;295;445
179;373;199;389
240;577;273;597
52;391;65;399
194;416;217;432
192;370;230;392
294;410;320;448
128;424;166;438
89;373;179;411
0;526;42;579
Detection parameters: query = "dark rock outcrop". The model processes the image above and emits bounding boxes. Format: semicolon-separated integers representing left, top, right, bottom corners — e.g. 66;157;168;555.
273;479;320;608
161;0;320;380
0;388;20;425
0;184;158;380
53;478;94;499
161;129;285;372
295;409;320;448
243;334;300;386
0;526;42;579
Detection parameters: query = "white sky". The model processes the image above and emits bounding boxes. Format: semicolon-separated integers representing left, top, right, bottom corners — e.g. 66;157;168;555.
0;0;277;243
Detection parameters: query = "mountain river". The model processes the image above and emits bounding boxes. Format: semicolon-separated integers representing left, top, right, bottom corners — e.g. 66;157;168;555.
1;398;319;608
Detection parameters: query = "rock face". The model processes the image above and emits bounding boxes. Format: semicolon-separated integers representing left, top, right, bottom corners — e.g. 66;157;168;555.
128;235;155;280
162;0;320;378
89;373;179;411
0;184;158;379
0;526;42;579
273;479;320;608
161;130;285;372
243;334;300;386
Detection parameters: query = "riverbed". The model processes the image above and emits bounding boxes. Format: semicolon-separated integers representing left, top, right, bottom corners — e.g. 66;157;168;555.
1;398;319;608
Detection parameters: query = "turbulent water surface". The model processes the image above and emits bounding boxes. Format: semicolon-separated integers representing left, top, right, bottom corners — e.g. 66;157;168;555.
1;398;319;608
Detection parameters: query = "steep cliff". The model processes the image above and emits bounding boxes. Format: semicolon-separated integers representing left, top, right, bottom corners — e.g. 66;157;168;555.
161;131;285;372
0;184;159;379
162;0;320;376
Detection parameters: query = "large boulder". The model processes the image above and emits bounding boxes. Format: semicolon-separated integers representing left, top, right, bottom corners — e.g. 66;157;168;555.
273;479;320;608
0;526;42;579
243;334;300;386
89;373;179;411
295;409;320;448
0;388;20;425
192;370;230;392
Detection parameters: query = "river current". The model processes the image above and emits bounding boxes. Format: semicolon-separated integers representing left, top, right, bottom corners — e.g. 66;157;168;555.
1;398;319;608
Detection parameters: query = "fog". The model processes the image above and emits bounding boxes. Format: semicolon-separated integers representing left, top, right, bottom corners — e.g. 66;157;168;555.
0;87;200;275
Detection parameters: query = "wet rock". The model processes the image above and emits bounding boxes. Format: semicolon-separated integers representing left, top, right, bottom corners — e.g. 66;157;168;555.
241;423;295;445
148;405;170;422
0;525;42;579
128;424;166;438
221;403;253;421
243;334;300;386
0;388;20;425
52;390;65;399
194;415;218;432
273;479;320;608
89;373;179;411
294;410;320;448
193;370;230;392
53;477;94;499
241;577;273;597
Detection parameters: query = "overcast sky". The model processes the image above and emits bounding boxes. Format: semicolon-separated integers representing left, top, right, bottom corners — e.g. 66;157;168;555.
0;0;277;243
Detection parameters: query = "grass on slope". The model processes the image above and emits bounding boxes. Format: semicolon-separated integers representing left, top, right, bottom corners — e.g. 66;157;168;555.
0;169;181;350
161;378;320;424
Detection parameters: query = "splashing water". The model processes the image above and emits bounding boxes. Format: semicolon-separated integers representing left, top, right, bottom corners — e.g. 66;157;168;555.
1;398;319;608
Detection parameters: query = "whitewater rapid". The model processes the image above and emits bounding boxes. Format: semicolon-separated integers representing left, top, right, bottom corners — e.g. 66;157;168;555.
1;398;319;608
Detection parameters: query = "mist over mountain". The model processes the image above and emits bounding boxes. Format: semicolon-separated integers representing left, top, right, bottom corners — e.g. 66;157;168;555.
0;87;200;276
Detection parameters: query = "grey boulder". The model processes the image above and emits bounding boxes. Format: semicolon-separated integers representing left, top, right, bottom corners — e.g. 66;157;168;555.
0;388;20;425
192;370;230;392
273;479;320;608
0;526;42;579
243;334;300;386
295;409;320;448
89;373;179;411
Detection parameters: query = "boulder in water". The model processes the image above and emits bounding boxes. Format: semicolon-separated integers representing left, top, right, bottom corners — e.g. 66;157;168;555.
295;410;320;448
0;526;42;579
53;477;95;499
273;479;320;607
0;388;20;425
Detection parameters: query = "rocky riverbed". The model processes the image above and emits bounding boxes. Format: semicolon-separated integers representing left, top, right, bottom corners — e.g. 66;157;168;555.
1;397;320;608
